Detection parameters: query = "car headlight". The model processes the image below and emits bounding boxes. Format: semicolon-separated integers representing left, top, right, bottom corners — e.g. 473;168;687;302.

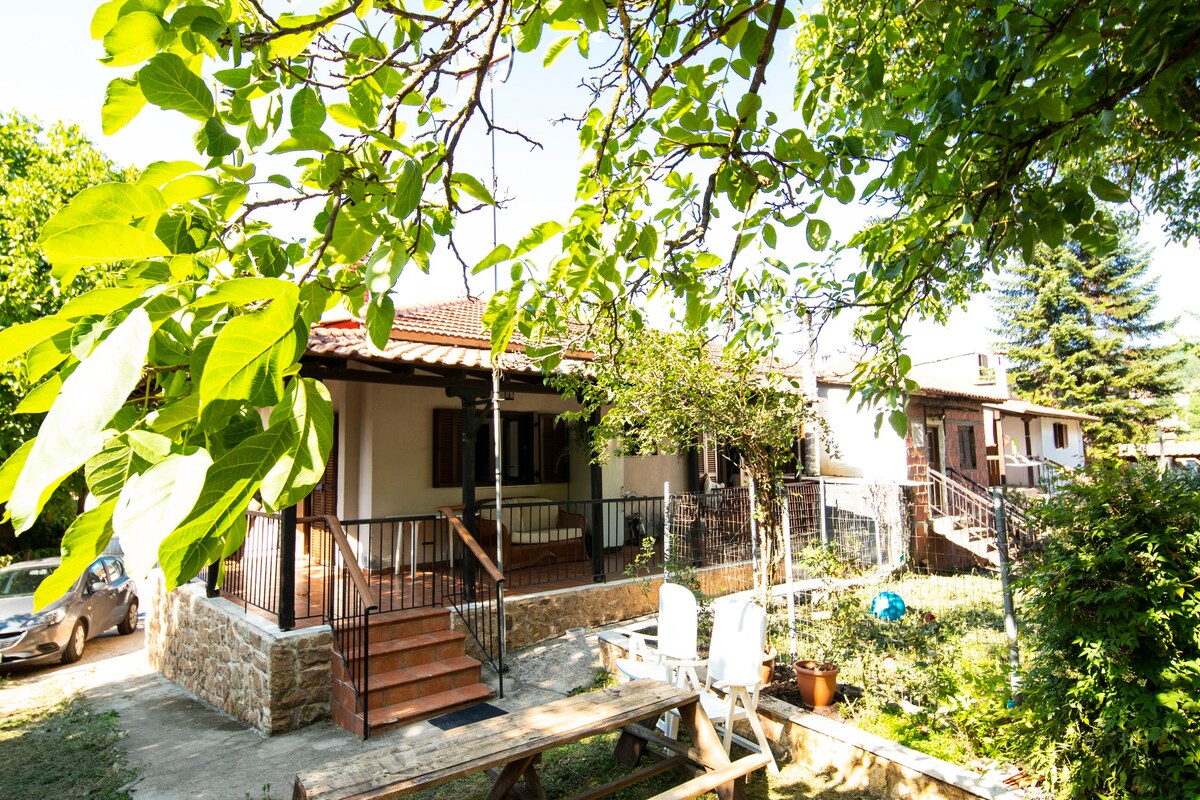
23;608;66;629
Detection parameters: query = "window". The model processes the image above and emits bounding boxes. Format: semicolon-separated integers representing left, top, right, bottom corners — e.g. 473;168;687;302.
958;425;977;470
1053;422;1069;449
432;409;570;487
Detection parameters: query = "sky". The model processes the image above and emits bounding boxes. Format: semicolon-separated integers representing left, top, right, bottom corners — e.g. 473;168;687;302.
3;3;1197;362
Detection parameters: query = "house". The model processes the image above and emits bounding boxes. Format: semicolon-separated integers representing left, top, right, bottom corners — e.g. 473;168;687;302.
1118;435;1200;470
156;296;818;737
815;351;1095;569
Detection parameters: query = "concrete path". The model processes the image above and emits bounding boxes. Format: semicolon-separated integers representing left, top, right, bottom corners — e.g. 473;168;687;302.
1;619;609;799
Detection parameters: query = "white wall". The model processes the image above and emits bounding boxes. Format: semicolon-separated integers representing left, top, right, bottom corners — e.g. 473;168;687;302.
816;384;908;481
326;380;581;518
1038;418;1087;469
998;414;1086;485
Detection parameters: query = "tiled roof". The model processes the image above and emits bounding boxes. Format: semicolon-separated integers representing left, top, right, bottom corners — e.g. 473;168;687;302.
816;353;1010;402
308;296;589;375
309;296;808;384
983;399;1100;423
1117;440;1200;459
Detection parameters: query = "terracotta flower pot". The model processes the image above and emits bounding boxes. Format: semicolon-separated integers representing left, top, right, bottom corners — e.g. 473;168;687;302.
760;647;777;686
792;659;839;708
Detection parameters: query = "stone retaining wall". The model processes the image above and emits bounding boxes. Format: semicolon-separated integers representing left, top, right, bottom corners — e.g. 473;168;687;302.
501;564;753;650
146;575;333;735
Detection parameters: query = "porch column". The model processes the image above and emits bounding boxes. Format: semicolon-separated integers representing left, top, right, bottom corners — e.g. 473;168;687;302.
588;410;605;582
448;383;492;601
279;504;297;630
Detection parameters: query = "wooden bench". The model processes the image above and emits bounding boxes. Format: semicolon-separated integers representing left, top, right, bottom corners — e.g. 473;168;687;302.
293;679;769;800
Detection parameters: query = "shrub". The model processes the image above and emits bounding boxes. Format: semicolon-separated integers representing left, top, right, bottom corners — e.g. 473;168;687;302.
1016;465;1200;798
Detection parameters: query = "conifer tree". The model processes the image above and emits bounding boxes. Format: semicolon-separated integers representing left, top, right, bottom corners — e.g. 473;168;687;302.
993;239;1179;458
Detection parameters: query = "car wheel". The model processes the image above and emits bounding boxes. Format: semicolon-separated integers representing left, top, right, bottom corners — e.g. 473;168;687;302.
117;599;139;635
61;621;86;664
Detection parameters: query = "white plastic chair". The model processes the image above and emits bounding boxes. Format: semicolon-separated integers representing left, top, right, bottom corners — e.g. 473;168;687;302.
615;582;700;689
696;598;775;770
615;583;700;738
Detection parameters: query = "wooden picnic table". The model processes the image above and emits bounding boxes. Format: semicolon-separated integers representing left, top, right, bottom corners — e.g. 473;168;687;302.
293;679;770;800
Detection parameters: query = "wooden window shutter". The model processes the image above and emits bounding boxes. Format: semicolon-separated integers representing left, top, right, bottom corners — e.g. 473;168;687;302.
306;413;339;516
539;414;570;483
700;433;719;485
432;408;463;487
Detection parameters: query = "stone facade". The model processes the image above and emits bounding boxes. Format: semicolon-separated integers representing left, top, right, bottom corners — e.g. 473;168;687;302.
145;575;333;735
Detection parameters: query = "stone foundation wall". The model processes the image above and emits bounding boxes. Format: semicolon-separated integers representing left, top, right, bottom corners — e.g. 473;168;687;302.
146;575;333;735
499;563;753;651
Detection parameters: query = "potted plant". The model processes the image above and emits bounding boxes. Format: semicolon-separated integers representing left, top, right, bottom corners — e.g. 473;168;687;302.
791;543;864;708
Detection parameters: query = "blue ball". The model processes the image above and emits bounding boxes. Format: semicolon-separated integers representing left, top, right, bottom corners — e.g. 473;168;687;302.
871;591;906;621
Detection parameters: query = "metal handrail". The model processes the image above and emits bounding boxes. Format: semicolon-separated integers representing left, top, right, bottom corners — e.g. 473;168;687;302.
437;506;506;698
298;514;378;739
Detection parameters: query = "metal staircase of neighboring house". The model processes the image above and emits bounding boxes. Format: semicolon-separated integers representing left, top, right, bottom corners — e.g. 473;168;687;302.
302;513;501;739
926;468;1033;568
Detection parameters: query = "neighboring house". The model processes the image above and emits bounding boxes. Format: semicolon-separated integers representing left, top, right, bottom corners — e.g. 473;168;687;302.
816;351;1096;570
815;351;1094;489
1118;436;1200;470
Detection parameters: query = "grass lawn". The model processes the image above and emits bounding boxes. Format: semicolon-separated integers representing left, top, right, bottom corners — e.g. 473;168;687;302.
0;693;134;800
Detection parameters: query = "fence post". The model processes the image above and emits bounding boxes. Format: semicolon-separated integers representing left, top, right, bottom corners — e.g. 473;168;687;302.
818;477;828;544
748;477;760;598
205;560;220;598
279;505;297;631
662;481;671;582
781;484;797;661
992;488;1021;704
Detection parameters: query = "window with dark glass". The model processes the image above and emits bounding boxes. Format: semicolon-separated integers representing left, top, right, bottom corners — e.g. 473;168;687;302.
432;409;570;487
1053;422;1068;449
958;425;977;470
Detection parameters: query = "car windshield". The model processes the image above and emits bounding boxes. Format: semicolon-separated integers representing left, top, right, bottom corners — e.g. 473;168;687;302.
0;566;53;597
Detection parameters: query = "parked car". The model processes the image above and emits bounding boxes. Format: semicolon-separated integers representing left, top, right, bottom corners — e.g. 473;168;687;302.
0;555;139;666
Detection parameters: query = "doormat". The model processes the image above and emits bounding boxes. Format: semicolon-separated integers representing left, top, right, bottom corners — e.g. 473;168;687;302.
428;703;508;731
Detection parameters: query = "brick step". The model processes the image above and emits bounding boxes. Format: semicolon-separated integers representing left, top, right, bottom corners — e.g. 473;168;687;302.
337;607;453;645
333;629;468;681
336;655;483;708
363;683;495;737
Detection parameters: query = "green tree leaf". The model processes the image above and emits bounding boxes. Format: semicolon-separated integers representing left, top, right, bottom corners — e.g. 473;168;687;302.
112;449;213;579
197;287;304;426
157;425;293;590
138;53;216;120
101;78;147;135
160;174;219;205
450;172;495;205
0;317;72;365
102;11;167;67
290;86;327;129
259;378;333;511
8;308;152;534
806;218;832;251
1090;175;1132;203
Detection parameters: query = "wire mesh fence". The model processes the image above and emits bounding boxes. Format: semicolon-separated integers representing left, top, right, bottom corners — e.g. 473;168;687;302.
660;477;1020;704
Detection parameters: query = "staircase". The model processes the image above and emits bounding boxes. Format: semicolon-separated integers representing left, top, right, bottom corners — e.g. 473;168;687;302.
925;468;1020;569
331;606;494;737
930;514;999;568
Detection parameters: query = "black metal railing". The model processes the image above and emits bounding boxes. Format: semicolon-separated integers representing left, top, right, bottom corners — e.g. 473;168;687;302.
298;514;377;739
474;495;668;589
336;514;447;611
438;507;506;697
198;511;309;622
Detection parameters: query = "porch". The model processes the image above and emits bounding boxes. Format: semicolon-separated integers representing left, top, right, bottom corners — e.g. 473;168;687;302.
187;479;920;737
